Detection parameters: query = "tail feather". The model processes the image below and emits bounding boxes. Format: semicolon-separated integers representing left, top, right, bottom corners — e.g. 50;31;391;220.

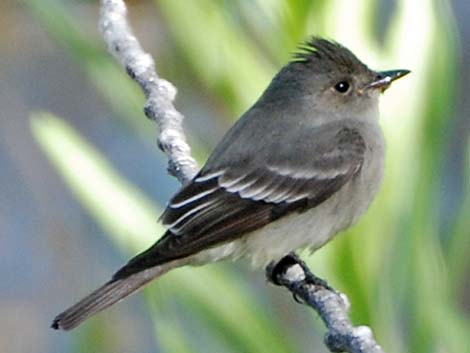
52;263;176;330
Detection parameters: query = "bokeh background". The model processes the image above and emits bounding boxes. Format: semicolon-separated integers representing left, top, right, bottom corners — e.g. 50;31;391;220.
1;0;468;352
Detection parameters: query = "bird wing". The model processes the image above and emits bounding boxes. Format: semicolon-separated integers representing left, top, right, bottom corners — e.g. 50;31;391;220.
114;124;366;278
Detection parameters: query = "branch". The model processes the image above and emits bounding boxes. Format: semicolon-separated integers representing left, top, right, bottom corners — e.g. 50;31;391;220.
267;254;385;353
98;1;386;353
99;0;199;184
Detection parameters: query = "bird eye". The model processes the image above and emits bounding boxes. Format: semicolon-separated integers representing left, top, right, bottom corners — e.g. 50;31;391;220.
334;81;350;93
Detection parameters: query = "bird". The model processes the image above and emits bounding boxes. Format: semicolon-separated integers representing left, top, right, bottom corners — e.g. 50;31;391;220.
52;37;409;330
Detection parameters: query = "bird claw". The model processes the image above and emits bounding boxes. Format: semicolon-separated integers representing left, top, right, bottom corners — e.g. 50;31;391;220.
266;253;301;286
306;274;333;291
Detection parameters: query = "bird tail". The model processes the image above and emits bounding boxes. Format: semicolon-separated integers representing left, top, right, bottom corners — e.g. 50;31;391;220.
51;260;180;331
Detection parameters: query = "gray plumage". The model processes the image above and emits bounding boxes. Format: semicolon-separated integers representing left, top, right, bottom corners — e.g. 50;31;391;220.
52;37;409;330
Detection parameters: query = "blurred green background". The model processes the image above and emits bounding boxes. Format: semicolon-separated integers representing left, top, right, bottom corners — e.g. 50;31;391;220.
1;0;468;352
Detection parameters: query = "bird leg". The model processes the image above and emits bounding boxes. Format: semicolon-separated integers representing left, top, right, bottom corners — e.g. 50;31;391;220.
266;253;333;291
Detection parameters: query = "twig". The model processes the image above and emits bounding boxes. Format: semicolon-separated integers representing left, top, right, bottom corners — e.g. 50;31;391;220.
98;1;386;352
99;0;199;184
267;254;385;353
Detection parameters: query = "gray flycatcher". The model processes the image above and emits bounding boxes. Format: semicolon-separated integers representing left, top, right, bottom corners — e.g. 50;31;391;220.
52;37;409;330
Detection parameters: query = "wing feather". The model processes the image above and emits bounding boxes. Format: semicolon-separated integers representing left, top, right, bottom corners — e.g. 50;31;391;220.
125;125;366;271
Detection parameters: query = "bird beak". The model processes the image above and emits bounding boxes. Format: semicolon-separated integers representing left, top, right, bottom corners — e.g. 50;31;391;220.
365;69;410;92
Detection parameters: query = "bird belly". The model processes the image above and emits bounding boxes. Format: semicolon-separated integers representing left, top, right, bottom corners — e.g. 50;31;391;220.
240;154;383;267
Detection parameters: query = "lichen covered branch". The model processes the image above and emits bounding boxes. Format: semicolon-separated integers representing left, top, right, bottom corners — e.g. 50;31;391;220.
267;254;385;353
99;0;199;184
